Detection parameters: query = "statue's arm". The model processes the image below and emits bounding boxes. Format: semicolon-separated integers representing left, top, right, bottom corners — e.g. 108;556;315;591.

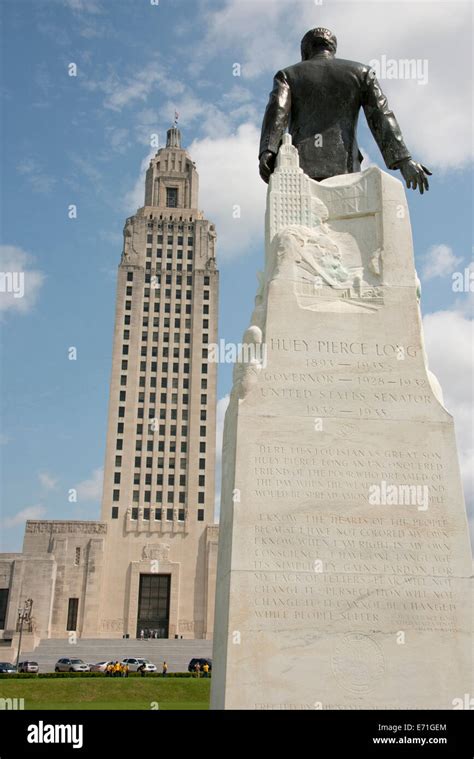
361;68;411;169
259;70;291;183
361;68;431;193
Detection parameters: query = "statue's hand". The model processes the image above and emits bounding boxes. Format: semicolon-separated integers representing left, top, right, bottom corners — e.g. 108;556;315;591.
396;158;432;194
259;150;276;183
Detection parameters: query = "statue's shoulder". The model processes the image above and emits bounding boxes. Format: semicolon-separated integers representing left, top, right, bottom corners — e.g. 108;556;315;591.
332;56;371;75
282;57;370;79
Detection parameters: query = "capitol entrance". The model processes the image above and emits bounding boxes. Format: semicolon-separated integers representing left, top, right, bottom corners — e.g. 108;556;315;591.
136;574;171;639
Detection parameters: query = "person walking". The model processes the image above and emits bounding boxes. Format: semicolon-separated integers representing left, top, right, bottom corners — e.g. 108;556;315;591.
138;662;146;677
162;661;168;677
194;662;201;678
202;662;210;678
122;662;129;678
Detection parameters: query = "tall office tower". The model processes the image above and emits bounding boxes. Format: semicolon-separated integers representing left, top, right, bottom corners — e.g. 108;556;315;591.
98;126;219;640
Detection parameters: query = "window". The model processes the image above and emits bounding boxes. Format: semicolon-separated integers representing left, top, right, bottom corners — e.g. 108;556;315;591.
197;509;204;522
155;508;162;520
144;508;150;520
166;508;174;521
178;509;185;521
131;507;139;520
66;598;79;631
166;188;178;207
111;507;119;519
0;589;8;629
74;547;81;566
113;489;120;501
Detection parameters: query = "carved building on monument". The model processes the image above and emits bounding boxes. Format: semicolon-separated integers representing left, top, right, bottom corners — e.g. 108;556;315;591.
0;128;219;646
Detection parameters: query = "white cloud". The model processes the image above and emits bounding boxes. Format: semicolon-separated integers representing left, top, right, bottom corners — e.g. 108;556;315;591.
0;245;45;316
189;122;266;259
214;394;230;519
75;467;103;502
17;157;56;194
423;307;473;547
199;0;473;171
38;472;58;491
422;244;462;281
63;0;102;13
85;61;185;113
124;150;155;213
2;505;46;529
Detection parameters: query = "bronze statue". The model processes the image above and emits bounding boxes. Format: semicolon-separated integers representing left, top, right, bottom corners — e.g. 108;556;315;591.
259;28;431;194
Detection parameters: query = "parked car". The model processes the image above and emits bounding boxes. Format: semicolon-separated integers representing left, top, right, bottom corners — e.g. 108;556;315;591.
188;657;212;673
0;662;17;674
18;661;39;674
54;658;90;672
89;661;114;672
121;657;157;672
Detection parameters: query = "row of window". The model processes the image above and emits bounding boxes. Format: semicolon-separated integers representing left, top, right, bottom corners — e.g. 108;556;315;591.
146;221;194;230
111;506;205;522
113;470;206;487
123;305;210;326
125;289;210;303
119;361;209;377
113;454;206;470
146;234;194;246
113;490;206;504
117;442;206;460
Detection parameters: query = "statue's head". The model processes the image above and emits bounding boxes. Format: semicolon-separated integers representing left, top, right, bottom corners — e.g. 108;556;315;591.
301;27;337;59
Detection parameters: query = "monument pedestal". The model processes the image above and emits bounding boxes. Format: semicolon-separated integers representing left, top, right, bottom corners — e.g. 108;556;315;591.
211;137;472;709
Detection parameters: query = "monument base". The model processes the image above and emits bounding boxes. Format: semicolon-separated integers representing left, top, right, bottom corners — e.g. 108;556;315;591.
211;140;472;710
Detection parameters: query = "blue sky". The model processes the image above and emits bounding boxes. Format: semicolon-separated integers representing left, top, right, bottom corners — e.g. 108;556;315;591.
0;0;472;551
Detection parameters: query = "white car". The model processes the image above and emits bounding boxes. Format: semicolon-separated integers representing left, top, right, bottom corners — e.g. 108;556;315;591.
55;658;90;672
121;657;157;672
89;661;114;672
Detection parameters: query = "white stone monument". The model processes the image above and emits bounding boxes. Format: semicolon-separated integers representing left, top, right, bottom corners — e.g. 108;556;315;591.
211;135;472;710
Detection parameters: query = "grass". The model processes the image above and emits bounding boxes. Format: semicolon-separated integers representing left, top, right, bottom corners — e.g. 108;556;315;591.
0;677;211;710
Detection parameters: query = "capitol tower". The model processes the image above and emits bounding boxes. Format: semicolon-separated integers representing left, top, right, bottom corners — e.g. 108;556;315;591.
99;126;219;640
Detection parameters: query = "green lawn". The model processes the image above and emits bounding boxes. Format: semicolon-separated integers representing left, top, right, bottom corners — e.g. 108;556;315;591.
0;678;210;710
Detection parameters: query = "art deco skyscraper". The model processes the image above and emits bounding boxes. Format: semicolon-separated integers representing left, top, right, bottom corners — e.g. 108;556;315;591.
99;126;219;639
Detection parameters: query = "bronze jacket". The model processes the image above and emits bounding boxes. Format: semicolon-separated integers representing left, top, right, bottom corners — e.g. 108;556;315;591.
259;54;411;180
